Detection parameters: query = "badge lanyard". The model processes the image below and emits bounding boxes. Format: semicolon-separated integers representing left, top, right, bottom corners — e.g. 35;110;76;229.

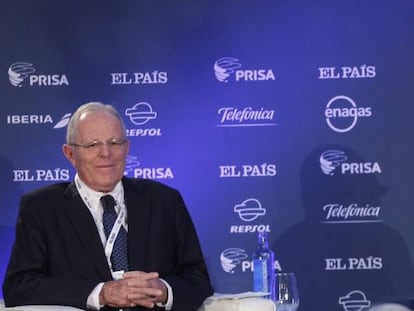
75;174;127;275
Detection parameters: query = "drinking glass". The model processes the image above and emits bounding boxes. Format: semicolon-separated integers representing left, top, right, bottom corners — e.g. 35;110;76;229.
273;272;300;311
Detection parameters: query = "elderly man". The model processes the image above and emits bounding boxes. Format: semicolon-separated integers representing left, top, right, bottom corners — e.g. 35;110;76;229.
3;102;213;311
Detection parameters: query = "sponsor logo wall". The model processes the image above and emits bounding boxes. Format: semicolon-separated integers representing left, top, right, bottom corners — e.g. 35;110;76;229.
1;2;414;311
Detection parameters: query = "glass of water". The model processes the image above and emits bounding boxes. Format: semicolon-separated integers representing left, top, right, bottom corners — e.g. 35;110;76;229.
273;272;300;311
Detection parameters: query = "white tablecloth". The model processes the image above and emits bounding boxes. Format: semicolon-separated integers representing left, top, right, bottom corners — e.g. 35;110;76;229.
0;293;275;311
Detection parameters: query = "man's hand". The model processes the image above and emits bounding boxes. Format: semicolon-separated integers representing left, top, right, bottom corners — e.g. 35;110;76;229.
124;271;168;305
99;271;167;309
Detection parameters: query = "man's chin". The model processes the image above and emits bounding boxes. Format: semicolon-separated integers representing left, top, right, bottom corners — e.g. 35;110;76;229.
93;180;119;193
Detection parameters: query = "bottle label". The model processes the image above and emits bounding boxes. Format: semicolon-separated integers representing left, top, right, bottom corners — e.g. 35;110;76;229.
253;259;269;292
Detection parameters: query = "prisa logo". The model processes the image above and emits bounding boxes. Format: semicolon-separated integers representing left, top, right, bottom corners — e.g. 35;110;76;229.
220;248;249;273
124;155;173;179
220;248;282;274
320;150;381;175
214;57;275;83
8;62;69;87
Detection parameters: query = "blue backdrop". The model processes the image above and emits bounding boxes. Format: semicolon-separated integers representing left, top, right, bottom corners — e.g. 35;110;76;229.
1;1;414;310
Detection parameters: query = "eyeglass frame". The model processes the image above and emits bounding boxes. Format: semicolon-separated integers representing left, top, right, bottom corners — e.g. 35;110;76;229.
68;137;128;151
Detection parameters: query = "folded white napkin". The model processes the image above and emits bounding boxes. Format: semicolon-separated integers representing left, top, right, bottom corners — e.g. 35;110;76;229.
198;292;276;311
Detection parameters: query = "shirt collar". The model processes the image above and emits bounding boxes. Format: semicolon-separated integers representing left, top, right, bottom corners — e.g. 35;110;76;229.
75;173;124;209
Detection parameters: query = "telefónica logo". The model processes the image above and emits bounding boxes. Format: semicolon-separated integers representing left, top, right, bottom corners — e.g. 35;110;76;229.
217;107;277;127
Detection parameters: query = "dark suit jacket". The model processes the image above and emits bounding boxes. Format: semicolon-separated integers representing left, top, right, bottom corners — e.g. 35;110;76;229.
2;177;214;311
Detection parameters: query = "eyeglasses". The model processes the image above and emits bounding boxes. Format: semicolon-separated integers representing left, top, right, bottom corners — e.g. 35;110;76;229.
69;138;127;152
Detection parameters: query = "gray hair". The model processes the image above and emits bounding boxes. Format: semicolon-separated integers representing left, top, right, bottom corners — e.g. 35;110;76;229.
66;102;127;144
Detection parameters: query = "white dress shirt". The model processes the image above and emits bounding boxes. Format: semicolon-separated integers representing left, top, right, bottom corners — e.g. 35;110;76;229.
74;174;173;310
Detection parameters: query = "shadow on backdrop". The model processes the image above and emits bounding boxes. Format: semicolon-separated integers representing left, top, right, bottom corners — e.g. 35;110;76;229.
272;145;414;311
0;156;23;298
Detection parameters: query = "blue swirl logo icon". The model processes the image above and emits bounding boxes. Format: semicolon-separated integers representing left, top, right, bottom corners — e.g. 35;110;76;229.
220;248;248;273
214;57;242;83
338;290;371;311
320;150;348;176
124;155;141;174
234;198;266;222
8;62;36;87
125;102;157;125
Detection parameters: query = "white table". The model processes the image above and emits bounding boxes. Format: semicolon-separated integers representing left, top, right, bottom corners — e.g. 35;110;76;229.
0;293;276;311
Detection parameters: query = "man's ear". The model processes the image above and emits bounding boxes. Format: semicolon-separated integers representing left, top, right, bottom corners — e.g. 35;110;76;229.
62;144;76;166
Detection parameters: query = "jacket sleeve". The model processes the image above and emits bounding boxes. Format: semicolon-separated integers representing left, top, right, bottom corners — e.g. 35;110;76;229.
161;191;214;311
2;194;98;309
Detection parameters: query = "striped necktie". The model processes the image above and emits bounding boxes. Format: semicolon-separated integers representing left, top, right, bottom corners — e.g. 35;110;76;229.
101;195;129;272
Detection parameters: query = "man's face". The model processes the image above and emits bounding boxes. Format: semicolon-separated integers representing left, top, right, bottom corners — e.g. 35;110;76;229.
63;111;129;192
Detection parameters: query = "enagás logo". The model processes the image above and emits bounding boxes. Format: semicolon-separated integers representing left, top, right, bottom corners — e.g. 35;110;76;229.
320;150;381;175
8;62;69;87
325;95;372;133
214;57;275;83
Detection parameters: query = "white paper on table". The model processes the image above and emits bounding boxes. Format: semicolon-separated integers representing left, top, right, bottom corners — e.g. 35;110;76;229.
206;291;270;300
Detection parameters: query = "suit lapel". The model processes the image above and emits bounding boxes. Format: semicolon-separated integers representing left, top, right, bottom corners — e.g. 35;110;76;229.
63;183;112;280
123;178;151;271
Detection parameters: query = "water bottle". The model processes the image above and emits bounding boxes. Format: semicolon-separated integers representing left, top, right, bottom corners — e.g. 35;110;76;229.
253;231;275;299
